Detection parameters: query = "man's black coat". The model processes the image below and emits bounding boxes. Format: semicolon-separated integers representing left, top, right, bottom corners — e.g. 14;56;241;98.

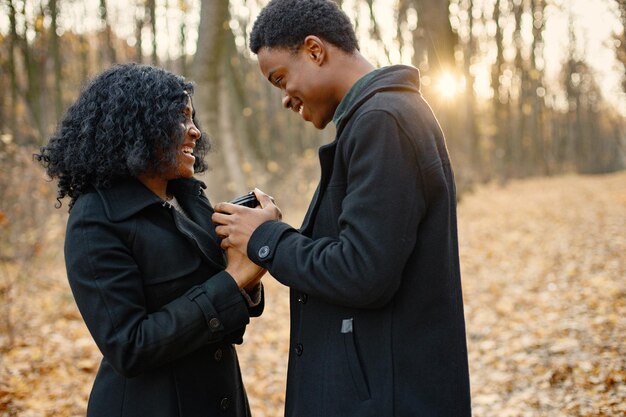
65;178;262;417
248;66;471;416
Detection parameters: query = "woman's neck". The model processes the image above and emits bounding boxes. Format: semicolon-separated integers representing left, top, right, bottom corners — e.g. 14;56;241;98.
137;174;170;201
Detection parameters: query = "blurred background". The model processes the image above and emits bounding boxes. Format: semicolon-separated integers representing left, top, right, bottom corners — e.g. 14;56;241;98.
0;0;624;416
1;0;625;201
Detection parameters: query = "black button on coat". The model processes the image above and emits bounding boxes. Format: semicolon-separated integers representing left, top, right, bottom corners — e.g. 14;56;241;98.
64;178;263;417
248;66;471;416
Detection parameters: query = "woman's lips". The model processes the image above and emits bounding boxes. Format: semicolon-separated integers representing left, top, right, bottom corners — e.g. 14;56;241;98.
181;146;195;162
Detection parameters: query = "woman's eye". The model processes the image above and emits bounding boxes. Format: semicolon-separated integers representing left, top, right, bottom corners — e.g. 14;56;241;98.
274;77;282;87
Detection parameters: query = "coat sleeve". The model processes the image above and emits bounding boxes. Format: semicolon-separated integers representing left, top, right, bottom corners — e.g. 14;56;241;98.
65;198;253;378
248;109;430;309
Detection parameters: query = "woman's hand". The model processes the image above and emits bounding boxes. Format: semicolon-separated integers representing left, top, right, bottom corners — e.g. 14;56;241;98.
212;188;282;252
224;246;266;289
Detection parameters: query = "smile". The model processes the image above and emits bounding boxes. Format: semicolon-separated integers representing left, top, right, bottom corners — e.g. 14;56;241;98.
182;146;194;156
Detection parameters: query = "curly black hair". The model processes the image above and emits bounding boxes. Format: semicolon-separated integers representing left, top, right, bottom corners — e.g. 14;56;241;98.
249;0;359;54
35;63;209;210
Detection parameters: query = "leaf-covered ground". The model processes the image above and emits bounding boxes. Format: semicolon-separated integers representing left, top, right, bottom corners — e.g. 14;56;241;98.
1;172;624;416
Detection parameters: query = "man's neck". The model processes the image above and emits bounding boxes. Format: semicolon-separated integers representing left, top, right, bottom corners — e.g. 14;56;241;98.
335;51;376;101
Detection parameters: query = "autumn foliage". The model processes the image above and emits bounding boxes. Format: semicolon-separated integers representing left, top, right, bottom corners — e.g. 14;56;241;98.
1;166;624;416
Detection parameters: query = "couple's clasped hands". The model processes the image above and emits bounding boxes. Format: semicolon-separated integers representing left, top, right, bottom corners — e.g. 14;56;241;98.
212;189;282;291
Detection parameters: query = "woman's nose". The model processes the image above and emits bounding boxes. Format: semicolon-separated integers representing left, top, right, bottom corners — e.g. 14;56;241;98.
188;124;201;140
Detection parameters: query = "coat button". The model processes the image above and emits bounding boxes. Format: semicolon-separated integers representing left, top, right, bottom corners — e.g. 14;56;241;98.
214;348;223;362
297;293;308;304
258;245;270;259
209;318;221;330
295;343;303;356
220;397;230;411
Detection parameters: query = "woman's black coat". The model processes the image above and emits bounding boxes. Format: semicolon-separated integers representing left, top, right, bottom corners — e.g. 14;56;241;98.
64;177;262;417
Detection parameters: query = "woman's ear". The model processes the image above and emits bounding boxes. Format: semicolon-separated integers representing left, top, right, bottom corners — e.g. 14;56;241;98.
303;35;325;65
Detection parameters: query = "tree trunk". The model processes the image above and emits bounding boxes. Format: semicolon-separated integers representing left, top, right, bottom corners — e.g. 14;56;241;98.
49;0;63;120
99;0;117;64
615;0;626;92
135;3;144;64
491;0;507;180
412;0;456;74
147;0;158;65
512;0;525;176
178;0;188;76
529;0;547;174
19;1;46;143
7;0;19;140
193;0;228;139
463;0;481;176
192;0;247;200
79;2;90;81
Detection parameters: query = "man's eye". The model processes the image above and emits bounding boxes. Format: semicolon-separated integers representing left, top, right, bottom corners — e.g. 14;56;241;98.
274;77;282;87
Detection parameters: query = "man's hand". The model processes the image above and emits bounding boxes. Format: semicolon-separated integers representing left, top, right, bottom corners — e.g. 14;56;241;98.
212;188;282;253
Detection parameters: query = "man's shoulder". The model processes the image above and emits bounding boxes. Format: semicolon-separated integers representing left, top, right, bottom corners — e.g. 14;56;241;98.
343;90;419;132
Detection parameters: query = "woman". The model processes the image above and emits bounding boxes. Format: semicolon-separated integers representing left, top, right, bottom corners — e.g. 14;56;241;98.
36;63;264;417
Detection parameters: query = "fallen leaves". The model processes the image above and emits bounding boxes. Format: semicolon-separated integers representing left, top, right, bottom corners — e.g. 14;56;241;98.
459;172;626;417
1;172;625;416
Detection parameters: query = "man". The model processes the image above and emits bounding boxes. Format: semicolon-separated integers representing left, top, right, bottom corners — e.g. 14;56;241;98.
212;0;472;416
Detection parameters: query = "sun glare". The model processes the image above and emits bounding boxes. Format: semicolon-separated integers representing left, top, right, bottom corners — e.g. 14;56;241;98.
436;72;464;99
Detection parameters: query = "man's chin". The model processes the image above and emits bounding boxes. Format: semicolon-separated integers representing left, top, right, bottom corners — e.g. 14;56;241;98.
311;116;331;130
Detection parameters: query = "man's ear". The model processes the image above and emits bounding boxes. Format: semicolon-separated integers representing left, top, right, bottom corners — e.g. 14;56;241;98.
303;35;325;65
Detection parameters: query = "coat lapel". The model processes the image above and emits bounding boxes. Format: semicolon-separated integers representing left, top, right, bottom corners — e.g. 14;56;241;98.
97;178;226;270
168;180;227;269
170;211;226;269
300;141;337;236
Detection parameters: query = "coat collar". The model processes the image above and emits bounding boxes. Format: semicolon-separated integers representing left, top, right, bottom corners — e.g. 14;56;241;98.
96;178;207;222
335;65;421;137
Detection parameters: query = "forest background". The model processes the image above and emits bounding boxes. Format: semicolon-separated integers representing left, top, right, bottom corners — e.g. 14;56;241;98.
0;0;625;416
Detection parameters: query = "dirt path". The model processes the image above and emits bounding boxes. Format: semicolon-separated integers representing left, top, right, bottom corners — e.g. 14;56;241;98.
1;172;624;416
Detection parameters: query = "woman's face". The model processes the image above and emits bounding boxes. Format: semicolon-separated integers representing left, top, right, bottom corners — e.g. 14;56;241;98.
165;95;201;180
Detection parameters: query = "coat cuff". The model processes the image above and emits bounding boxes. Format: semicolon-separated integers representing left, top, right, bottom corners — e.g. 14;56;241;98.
247;220;296;267
187;271;250;342
242;283;265;318
241;283;262;306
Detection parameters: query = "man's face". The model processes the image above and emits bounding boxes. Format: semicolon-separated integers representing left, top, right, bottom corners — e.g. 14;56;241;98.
257;46;338;130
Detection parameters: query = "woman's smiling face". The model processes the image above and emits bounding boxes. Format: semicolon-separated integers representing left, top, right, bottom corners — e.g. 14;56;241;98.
165;97;202;180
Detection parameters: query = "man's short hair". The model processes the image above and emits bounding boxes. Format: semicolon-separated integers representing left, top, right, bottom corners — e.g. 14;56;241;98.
249;0;359;54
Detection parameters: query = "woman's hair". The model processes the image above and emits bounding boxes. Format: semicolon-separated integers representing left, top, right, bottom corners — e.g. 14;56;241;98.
249;0;359;54
35;63;209;210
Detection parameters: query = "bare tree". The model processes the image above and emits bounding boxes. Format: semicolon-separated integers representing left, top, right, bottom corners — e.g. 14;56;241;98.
49;0;63;120
178;0;189;76
135;1;145;63
529;0;547;174
491;0;508;179
461;0;482;174
613;0;626;92
98;0;117;64
412;0;457;74
146;0;158;65
6;0;19;140
192;0;246;199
